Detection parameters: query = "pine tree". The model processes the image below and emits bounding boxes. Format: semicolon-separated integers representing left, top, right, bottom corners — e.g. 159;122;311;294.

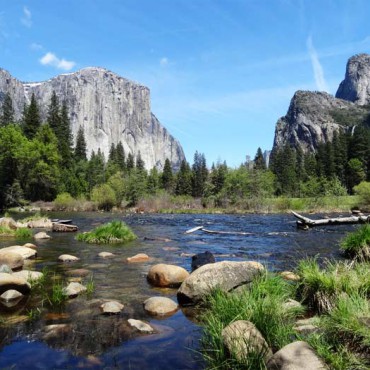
136;151;146;172
126;153;134;172
59;101;73;167
22;93;41;139
47;91;61;136
253;147;266;170
192;151;208;197
175;160;192;195
1;93;14;125
115;142;126;171
108;143;116;163
74;126;87;161
161;158;173;191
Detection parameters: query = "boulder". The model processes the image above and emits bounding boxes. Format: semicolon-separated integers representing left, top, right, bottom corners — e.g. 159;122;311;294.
13;270;44;282
63;282;87;298
280;271;300;282
267;341;327;369
0;289;23;301
294;318;321;336
0;272;31;295
282;299;303;311
128;319;154;333
34;232;51;240
0;251;24;270
143;296;178;316
127;253;149;263
191;251;215;271
42;324;72;341
98;252;115;258
0;217;17;230
23;243;37;249
27;218;53;228
0;246;36;259
58;254;80;262
222;320;272;362
147;263;189;288
100;301;124;315
177;261;264;305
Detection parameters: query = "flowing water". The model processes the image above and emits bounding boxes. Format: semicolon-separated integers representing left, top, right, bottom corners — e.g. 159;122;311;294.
0;212;357;369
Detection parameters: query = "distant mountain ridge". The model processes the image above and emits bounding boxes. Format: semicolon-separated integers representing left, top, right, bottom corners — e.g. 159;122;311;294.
273;53;370;153
0;67;185;170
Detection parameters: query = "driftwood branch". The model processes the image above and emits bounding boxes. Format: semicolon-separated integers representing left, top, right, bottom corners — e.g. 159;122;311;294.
184;226;254;236
291;211;370;229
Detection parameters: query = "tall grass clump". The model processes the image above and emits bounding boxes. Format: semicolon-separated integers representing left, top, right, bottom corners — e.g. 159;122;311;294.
296;259;370;313
76;220;137;244
201;273;303;369
340;224;370;261
15;227;32;239
0;225;15;236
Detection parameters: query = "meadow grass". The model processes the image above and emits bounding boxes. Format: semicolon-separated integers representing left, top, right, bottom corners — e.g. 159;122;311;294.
340;224;370;261
200;273;303;369
76;220;137;244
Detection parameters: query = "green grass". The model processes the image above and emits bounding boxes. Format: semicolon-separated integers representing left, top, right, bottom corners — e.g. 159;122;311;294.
15;227;33;239
341;225;370;261
295;259;370;313
0;225;15;236
76;220;137;244
200;273;303;369
19;211;45;223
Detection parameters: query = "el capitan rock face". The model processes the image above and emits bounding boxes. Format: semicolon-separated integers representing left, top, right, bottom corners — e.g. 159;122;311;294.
273;54;370;154
0;67;185;170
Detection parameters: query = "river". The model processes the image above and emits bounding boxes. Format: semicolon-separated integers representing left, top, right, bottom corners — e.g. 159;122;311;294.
0;212;356;369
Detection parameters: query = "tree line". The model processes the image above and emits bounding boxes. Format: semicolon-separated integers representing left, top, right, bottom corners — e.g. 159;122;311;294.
0;92;369;210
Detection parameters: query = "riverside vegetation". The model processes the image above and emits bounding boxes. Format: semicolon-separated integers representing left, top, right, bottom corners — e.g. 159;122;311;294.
200;226;370;370
1;93;370;214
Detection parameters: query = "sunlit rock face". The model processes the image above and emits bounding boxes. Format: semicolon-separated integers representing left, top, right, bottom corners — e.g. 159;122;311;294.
273;54;370;154
0;67;185;170
336;53;370;105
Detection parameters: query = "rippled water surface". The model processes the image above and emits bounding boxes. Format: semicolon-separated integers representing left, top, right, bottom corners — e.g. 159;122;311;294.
0;212;357;369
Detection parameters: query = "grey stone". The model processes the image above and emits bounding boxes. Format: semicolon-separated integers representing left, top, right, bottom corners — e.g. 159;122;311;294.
63;282;87;298
0;272;31;295
177;261;264;305
0;251;24;270
34;232;51;240
100;301;124;314
222;320;272;362
0;289;23;301
128;319;154;333
267;341;327;369
58;254;80;262
143;296;178;316
0;246;36;259
0;67;185;170
13;270;44;282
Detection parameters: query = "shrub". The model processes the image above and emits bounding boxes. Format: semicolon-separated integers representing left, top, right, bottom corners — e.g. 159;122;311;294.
353;181;370;209
340;225;370;261
90;184;116;211
54;192;75;210
76;220;137;244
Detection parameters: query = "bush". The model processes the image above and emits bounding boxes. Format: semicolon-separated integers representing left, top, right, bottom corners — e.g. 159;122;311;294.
91;184;116;211
76;220;137;244
353;181;370;209
341;225;370;261
54;192;75;210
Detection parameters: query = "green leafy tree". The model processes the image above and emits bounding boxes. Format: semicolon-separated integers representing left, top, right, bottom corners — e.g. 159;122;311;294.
1;93;14;126
91;183;116;211
107;171;126;207
22;93;41;139
347;158;366;192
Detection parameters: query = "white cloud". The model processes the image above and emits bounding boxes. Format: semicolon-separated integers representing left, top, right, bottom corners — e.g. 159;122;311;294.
21;6;32;27
30;42;43;51
39;52;76;71
307;36;329;92
160;57;168;66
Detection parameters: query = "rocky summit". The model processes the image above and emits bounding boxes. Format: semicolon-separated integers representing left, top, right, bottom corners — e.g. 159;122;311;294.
0;67;185;170
273;54;370;153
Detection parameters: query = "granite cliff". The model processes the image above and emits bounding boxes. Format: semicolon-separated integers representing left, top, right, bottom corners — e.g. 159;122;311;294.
273;54;370;153
0;67;185;170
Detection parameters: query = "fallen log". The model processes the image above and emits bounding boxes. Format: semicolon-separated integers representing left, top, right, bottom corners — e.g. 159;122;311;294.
200;228;254;236
184;226;204;234
52;223;78;232
291;211;370;229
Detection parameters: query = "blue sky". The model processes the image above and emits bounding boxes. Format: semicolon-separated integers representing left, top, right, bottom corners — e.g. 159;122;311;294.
1;0;370;167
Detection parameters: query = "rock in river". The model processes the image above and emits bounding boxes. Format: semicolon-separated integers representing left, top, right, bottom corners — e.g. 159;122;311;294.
0;251;24;271
191;251;215;271
100;301;124;315
147;263;189;288
128;319;154;333
63;282;87;298
127;253;149;263
177;261;264;305
143;297;178;316
34;232;51;240
0;289;24;301
0;246;36;259
58;254;80;262
13;270;44;282
0;272;31;295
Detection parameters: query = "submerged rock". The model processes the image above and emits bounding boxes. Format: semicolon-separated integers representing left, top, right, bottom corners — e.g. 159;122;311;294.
98;252;115;258
147;263;189;288
222;320;272;362
128;319;154;333
34;232;51;240
0;289;23;301
143;296;178;316
177;261;264;305
65;268;90;277
267;341;327;369
127;253;149;263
